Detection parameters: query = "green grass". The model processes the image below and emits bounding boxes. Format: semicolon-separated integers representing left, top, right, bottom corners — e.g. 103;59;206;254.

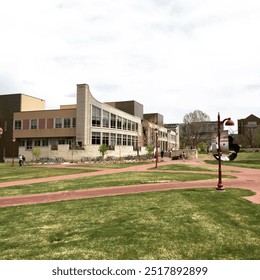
0;171;235;197
0;165;97;182
155;164;216;172
0;188;259;260
205;159;260;169
205;152;260;169
81;161;152;169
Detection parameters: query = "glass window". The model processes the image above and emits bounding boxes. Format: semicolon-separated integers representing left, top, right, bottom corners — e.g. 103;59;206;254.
55;118;62;128
26;139;33;150
127;120;131;131
102;132;109;146
117;134;122;145
58;138;66;144
127;135;131;146
92;106;101;127
64;118;71;128
123;134;127;146
92;132;101;144
111;133;116;147
111;114;116;128
123;118;127;130
34;139;41;146
14;120;22;130
117;116;122;129
132;122;136;131
72;118;76;128
30;119;37;129
103;110;109;128
42;139;49;146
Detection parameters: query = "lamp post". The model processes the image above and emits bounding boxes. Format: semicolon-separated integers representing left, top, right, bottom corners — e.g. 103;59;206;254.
154;128;159;168
216;112;234;191
12;138;16;167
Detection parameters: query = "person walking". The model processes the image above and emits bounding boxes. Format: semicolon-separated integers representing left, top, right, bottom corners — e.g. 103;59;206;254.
181;151;186;162
18;155;23;166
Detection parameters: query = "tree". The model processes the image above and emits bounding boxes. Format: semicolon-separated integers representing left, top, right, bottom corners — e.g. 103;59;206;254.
182;110;211;148
32;148;41;161
98;144;109;160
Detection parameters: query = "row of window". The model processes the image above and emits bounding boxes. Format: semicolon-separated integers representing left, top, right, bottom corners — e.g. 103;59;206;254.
14;118;76;130
92;132;138;147
18;133;138;150
19;138;75;150
92;106;139;131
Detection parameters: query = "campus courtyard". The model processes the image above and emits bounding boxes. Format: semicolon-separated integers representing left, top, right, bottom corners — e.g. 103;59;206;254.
0;154;259;259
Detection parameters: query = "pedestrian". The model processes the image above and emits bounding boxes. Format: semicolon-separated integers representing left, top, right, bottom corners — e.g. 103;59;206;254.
182;151;186;162
22;155;26;165
160;150;164;158
19;155;23;166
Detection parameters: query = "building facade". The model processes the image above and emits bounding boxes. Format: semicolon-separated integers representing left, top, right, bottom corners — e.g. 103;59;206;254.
238;114;260;135
0;84;179;161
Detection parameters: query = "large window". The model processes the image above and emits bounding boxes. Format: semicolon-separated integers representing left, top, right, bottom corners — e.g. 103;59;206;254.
102;132;109;146
117;134;122;145
92;132;101;144
55;118;62;128
117;116;122;129
111;114;116;128
127;120;131;131
92;106;101;127
14;120;22;130
30;119;37;129
111;133;116;147
103;110;109;128
72;118;76;127
64;118;71;128
26;139;33;150
123;118;127;130
123;134;127;145
127;135;131;146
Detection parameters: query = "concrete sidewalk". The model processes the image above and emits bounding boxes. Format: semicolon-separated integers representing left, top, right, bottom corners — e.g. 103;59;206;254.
0;157;259;207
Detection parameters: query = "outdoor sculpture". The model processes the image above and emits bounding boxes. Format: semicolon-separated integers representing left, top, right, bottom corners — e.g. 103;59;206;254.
211;133;240;161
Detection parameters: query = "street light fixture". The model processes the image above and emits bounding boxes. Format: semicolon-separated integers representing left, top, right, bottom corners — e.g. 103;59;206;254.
12;137;16;167
154;128;159;168
0;127;3;138
216;112;234;191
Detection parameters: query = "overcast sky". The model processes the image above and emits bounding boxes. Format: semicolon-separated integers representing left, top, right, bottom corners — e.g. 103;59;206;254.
1;0;260;129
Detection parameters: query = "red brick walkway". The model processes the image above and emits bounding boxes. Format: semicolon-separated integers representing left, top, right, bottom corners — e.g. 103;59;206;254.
0;157;259;207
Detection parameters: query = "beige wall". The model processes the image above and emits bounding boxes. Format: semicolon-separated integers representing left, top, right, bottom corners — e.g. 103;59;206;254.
20;95;45;111
18;144;148;162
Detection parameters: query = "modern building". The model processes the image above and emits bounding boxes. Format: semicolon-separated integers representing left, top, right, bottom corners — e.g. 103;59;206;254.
0;84;179;161
238;114;260;148
238;114;260;135
0;93;45;160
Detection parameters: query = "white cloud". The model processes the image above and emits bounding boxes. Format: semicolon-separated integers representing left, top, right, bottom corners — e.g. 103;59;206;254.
0;0;260;126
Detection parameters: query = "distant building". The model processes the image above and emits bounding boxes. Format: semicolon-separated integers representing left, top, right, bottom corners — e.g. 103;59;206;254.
238;114;260;135
165;121;219;149
0;84;179;161
238;114;260;148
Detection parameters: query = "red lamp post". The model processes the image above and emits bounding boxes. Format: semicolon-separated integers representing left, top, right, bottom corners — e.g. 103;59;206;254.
12;138;16;167
216;112;234;191
154;128;159;168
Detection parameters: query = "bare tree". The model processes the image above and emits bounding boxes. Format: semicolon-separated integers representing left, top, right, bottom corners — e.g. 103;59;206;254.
182;110;211;148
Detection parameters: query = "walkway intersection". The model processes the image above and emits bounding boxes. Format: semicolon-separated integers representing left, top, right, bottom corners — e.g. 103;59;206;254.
0;157;259;207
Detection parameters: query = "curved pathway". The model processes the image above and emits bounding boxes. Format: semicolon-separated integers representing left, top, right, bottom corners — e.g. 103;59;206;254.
0;157;259;207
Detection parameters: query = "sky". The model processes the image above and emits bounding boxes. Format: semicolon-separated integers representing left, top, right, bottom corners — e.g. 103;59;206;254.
1;0;260;130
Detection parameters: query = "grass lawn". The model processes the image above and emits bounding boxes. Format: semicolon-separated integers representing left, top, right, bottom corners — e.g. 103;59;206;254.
0;164;97;183
155;164;217;172
0;188;259;260
205;152;260;169
0;172;235;197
